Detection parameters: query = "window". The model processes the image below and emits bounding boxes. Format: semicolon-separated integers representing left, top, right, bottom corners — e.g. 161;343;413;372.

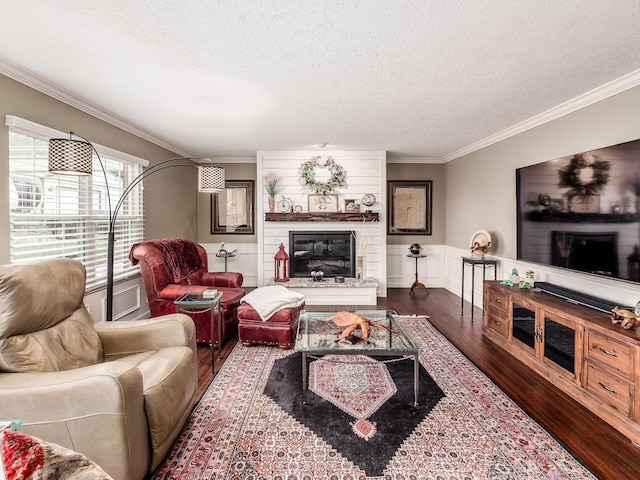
7;116;148;292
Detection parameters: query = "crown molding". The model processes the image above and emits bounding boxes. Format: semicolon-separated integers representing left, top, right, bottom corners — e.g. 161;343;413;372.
441;68;640;163
0;57;192;157
386;156;444;164
205;156;258;164
3;56;639;164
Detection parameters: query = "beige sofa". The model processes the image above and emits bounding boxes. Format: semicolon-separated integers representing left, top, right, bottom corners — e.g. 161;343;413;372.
0;259;198;480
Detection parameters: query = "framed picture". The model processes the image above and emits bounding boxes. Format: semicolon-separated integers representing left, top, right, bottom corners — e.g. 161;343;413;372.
211;180;254;234
547;197;566;213
344;198;360;212
308;194;339;213
567;194;600;213
388;180;432;235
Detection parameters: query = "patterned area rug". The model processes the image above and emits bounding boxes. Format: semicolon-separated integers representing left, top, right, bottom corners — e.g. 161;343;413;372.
152;316;596;479
309;354;397;440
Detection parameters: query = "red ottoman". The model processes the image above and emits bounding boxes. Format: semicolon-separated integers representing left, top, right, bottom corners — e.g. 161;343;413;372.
238;302;304;349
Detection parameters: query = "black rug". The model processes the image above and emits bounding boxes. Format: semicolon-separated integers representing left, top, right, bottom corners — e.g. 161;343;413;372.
263;352;444;476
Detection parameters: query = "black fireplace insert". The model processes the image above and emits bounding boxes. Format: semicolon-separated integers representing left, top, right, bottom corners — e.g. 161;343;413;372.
551;231;619;277
289;231;356;278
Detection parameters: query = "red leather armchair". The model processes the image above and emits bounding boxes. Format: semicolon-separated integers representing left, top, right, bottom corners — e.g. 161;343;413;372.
130;239;246;346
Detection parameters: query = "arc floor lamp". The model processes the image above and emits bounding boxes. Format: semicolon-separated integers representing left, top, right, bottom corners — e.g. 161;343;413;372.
48;132;225;322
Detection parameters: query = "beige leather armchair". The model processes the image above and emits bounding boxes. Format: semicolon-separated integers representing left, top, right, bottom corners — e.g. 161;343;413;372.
0;259;198;480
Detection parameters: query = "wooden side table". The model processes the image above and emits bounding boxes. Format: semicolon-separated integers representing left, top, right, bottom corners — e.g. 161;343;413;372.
461;256;498;320
407;254;429;295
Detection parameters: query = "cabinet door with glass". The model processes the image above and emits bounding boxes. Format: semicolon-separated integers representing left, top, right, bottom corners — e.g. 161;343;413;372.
541;310;579;381
510;300;537;355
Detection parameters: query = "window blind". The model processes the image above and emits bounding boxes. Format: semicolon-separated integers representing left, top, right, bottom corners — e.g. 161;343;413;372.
7;116;148;292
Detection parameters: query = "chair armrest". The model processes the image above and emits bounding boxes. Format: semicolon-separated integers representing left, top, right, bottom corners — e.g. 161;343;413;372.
0;362;144;420
95;314;196;361
0;362;149;480
202;271;243;288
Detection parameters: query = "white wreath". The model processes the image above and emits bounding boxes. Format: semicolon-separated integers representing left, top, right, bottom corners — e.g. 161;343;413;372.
299;156;347;195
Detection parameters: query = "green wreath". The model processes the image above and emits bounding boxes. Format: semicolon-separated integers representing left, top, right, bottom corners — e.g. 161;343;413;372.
300;156;347;195
558;154;610;195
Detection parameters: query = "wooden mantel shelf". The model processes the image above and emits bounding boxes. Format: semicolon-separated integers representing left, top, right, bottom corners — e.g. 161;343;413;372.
265;212;379;222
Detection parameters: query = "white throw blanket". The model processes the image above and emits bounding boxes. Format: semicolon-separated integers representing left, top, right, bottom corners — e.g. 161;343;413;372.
241;286;305;321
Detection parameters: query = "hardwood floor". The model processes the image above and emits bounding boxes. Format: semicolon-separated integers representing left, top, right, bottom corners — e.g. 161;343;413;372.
196;288;640;479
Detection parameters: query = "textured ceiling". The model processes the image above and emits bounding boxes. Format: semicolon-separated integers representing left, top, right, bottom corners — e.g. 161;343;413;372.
1;1;640;160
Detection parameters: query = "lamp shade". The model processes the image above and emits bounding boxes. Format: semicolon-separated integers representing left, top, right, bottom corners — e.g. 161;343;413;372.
198;165;225;192
48;138;93;175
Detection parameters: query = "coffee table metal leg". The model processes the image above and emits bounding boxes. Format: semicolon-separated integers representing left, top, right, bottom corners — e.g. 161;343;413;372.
414;354;419;406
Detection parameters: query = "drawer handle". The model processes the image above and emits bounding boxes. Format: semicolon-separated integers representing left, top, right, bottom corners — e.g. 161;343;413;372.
494;299;502;304
597;347;618;357
598;381;617;394
493;320;502;326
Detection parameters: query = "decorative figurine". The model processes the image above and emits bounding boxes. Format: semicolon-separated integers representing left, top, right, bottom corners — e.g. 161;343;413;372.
501;268;522;288
519;270;535;289
611;306;640;330
328;311;396;342
509;268;521;284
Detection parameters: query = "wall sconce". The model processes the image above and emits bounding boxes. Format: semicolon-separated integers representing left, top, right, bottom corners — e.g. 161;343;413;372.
274;243;289;282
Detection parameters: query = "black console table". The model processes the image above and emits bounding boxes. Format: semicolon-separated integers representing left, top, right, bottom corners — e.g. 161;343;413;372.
461;256;498;320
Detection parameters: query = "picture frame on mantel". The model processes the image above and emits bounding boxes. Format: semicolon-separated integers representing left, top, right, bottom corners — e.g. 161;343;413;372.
388;180;432;235
211;180;255;234
308;194;339;213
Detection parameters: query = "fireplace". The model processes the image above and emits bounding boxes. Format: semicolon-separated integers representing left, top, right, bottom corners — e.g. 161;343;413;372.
551;231;619;277
289;231;356;278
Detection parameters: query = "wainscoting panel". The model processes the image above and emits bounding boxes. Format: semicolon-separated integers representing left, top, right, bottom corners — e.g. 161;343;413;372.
84;279;143;322
443;245;639;314
386;244;445;288
203;242;259;287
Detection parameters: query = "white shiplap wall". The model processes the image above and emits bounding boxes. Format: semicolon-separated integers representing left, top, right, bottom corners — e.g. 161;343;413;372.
257;151;387;296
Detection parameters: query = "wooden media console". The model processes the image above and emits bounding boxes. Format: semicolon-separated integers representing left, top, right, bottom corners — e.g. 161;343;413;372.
483;281;640;445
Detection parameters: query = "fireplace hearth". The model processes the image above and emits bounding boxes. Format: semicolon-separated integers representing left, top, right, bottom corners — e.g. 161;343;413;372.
289;231;355;278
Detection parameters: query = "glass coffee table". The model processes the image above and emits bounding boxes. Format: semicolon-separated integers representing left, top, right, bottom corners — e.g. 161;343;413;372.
294;310;422;405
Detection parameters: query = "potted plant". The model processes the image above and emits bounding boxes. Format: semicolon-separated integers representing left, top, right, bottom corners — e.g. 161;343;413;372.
263;172;282;212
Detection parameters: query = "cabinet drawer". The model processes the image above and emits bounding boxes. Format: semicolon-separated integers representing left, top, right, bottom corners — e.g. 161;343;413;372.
585;331;632;378
584;362;633;416
486;288;507;313
486;307;509;338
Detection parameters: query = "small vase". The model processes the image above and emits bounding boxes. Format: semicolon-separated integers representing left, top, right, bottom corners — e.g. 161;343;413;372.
356;255;366;280
268;197;275;212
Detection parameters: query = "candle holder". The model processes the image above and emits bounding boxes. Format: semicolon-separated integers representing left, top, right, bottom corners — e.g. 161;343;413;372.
274;243;289;282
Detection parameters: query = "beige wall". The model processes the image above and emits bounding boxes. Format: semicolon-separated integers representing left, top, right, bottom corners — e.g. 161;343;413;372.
386;162;446;246
444;85;640;259
197;162;257;244
0;73;198;264
4;69;640;292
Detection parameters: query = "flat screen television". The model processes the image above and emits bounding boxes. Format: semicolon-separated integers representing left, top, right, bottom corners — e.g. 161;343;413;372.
516;138;640;285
